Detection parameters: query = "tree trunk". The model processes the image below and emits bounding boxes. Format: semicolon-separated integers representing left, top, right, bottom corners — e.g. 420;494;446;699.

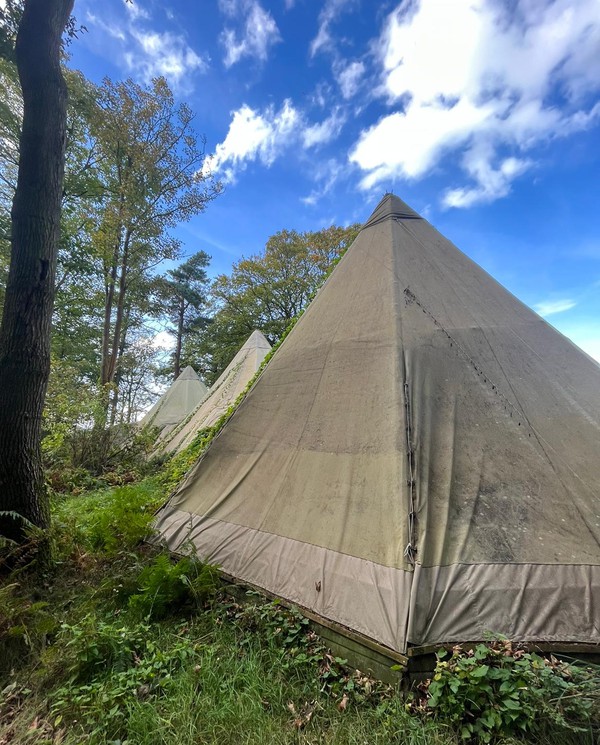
0;0;74;548
174;296;185;379
101;244;120;386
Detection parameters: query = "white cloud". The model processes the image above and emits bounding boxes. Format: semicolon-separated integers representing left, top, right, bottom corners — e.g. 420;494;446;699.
205;100;347;182
310;0;356;57
302;109;345;148
534;299;577;317
220;0;280;67
123;0;150;21
350;0;600;204
443;149;533;208
300;159;345;205
126;29;208;86
204;100;299;183
336;60;365;100
86;7;207;91
85;11;126;41
151;330;176;350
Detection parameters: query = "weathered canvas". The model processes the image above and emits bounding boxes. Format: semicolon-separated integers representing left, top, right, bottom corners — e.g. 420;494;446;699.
155;194;600;654
159;330;271;454
139;365;207;435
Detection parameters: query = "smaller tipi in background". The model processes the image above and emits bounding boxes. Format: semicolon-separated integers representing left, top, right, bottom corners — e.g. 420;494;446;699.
139;366;208;437
158;330;271;455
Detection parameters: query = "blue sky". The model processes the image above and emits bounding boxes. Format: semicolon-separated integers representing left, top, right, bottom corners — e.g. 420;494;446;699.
69;0;600;361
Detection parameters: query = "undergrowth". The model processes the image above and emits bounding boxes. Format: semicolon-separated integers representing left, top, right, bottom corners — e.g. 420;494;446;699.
410;642;599;743
1;478;598;745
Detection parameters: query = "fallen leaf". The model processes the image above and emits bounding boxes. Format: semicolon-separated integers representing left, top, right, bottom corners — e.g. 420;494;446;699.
338;694;349;711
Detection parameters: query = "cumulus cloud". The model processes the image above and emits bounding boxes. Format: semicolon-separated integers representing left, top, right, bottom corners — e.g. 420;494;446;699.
350;0;600;205
203;101;299;183
219;0;280;67
443;147;533;208
205;101;347;182
86;6;207;91
534;299;577;317
336;60;365;100
126;29;208;86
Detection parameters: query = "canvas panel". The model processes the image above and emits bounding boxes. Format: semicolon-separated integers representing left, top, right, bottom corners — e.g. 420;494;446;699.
407;562;600;646
162;222;413;569
155;508;413;652
154;509;600;652
160;330;271;454
155;194;600;652
140;366;208;430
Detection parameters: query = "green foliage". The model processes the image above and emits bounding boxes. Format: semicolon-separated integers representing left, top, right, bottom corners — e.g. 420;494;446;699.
229;596;390;707
48;618;199;742
54;480;164;555
0;510;49;576
42;357;99;469
0;583;56;674
422;642;599;743
126;553;219;621
158;425;215;493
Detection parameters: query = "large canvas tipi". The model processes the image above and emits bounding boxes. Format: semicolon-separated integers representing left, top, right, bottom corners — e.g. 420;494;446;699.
155;195;600;656
159;330;271;454
139;366;207;435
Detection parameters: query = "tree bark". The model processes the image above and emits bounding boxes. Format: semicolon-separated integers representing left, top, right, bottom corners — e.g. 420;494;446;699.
0;0;74;547
174;296;185;380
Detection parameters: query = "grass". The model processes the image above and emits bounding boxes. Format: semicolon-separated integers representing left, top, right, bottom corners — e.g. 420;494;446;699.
1;478;598;745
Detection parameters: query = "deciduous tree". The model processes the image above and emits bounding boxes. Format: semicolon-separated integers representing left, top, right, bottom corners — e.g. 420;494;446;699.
89;77;221;417
0;0;75;548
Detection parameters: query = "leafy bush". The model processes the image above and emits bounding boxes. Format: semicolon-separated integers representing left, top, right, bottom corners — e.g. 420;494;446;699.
422;642;599;743
54;479;164;555
126;552;220;620
48;618;198;742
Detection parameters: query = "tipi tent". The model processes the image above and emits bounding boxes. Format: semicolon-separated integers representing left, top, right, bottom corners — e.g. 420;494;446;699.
139;366;207;435
159;330;271;454
155;194;600;657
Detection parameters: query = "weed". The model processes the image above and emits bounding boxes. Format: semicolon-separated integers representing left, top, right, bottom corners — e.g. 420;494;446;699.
48;619;199;742
126;552;220;620
417;641;600;743
0;583;57;675
53;479;164;555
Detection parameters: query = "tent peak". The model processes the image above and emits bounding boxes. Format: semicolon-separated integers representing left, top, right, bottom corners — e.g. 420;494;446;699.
363;193;422;230
177;366;200;381
242;330;271;350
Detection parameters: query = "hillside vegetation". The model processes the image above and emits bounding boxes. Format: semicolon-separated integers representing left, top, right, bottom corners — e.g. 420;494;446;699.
1;456;598;745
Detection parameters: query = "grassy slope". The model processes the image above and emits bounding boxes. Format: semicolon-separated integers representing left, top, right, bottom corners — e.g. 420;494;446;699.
0;478;597;745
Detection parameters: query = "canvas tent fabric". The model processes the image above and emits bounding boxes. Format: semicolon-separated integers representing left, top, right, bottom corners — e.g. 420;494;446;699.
154;194;600;655
139;366;208;435
159;330;271;454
